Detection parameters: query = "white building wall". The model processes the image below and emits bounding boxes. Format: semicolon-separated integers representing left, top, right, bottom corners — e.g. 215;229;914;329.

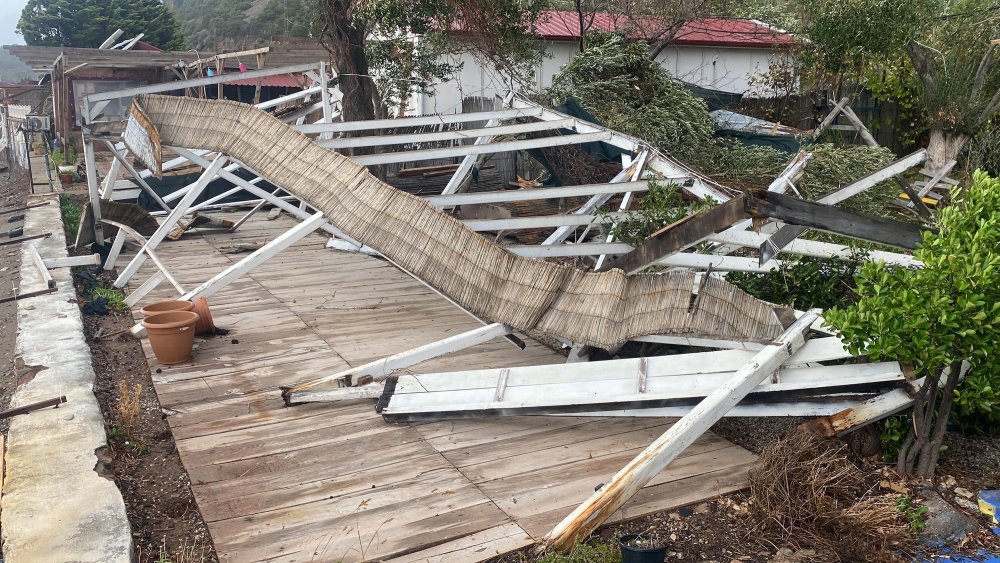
417;40;793;115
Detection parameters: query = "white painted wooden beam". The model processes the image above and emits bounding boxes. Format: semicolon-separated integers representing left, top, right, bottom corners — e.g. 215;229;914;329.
182;211;325;302
541;310;820;551
292;107;544;134
424;181;653;207
113;156;228;288
319;119;575;150
43;254;101;269
542;164;636;246
351;131;613;166
83;63;323;105
286;323;514;402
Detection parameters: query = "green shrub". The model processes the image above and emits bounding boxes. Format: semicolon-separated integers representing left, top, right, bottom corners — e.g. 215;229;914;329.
59;194;81;242
825;171;1000;474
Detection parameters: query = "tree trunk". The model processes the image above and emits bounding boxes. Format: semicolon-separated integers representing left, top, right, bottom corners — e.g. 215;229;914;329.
926;129;971;174
318;0;379;124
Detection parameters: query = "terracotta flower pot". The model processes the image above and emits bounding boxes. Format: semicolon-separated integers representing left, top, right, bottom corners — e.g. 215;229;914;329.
140;300;194;318
143;311;199;365
59;172;73;184
191;297;216;335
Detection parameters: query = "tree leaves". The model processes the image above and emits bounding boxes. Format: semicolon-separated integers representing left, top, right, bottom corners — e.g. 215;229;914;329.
18;0;185;50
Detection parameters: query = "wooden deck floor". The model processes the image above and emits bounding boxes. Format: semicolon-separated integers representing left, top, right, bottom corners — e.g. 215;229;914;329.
127;214;757;562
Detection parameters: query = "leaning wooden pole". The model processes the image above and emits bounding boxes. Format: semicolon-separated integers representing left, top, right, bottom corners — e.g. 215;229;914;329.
540;309;821;553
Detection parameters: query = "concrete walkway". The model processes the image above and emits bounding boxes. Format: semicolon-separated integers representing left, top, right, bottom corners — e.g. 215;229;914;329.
1;193;131;562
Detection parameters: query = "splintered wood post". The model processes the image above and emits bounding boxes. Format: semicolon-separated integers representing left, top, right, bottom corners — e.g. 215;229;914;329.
541;310;819;553
804;361;969;437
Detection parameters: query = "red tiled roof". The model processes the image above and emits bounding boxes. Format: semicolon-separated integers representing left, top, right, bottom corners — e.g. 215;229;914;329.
534;11;795;48
222;73;305;88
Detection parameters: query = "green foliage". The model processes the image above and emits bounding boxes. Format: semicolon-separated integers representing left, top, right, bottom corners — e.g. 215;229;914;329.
792;0;936;80
535;540;620;563
547;33;715;157
894;495;929;533
50;146;77;167
965;118;1000;178
18;0;185;49
91;286;128;312
171;0;253;48
825;171;1000;426
726;254;863;310
859;57;928;150
879;416;908;462
59;194;81;243
599;180;714;246
248;0;320;40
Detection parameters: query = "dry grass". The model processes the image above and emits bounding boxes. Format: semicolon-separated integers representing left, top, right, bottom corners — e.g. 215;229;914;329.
117;380;142;435
138;538;208;563
748;428;915;562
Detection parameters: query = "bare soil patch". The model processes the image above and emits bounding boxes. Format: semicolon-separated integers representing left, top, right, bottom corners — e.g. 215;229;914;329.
1;165;30;426
77;268;218;561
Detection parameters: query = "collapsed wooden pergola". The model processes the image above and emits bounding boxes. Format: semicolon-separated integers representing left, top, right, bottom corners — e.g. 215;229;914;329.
76;70;937;553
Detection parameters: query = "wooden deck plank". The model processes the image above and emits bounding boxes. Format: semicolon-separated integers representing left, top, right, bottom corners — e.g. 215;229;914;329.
123;213;757;562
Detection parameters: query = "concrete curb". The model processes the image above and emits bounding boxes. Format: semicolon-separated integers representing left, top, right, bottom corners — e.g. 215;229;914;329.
1;193;132;562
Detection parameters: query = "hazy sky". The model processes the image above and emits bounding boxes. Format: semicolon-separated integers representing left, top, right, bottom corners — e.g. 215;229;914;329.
2;0;28;46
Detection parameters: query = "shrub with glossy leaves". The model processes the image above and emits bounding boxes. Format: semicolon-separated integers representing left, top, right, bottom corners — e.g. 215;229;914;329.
825;171;1000;428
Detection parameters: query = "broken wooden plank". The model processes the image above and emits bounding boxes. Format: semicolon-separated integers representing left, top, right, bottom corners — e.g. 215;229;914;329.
748;192;928;250
601;196;748;274
758;151;927;265
540;310;820;552
42;254;101;269
27;245;55;289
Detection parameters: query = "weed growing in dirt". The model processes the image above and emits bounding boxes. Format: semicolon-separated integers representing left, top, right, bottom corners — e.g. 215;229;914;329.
91;286;128;312
117;380;142;434
59;194;81;242
533;541;619;563
894;495;929;533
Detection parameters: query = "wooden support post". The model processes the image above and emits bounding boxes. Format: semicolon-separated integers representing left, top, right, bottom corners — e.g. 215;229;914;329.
285;323;514;402
113;156;228;288
81;132;104;244
124;271;165;308
99;155;122;201
103;229;127;270
131;211;326;338
183;211;325;302
540;310;820;552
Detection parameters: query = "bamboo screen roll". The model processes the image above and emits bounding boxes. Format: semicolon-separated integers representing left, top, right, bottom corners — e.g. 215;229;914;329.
125;95;787;349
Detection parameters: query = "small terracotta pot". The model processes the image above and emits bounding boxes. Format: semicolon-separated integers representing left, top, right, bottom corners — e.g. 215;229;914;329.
143;311;199;365
140;300;194;318
191;297;216;335
59;172;73;184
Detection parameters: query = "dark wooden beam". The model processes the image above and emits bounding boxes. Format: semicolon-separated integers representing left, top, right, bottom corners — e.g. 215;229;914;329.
748;192;929;250
600;195;748;273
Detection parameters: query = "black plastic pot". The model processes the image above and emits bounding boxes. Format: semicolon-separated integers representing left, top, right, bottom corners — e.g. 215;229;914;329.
618;534;668;563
